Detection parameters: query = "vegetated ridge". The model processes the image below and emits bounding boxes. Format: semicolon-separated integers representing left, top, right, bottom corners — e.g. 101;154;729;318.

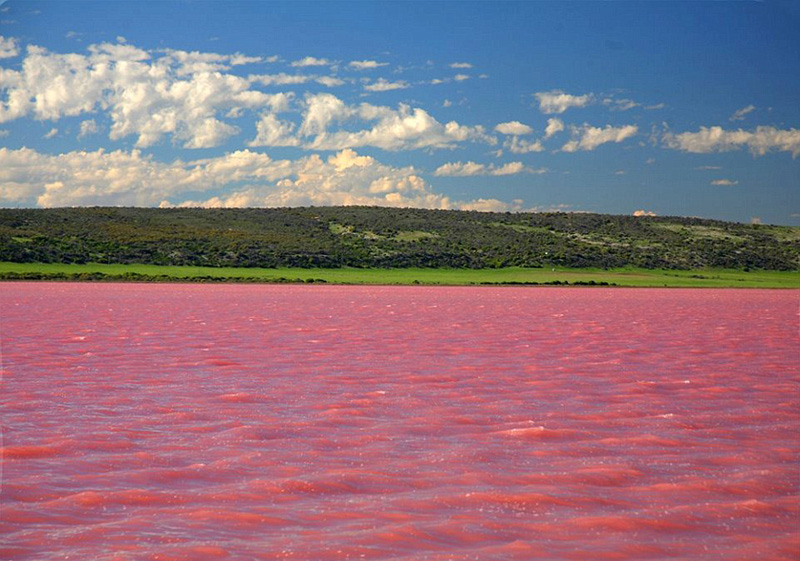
1;206;798;271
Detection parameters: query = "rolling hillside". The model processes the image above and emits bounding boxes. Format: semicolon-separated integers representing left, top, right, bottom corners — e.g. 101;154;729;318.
1;207;798;271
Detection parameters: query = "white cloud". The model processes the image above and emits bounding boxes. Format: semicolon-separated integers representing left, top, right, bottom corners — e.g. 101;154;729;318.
0;41;295;148
364;78;409;92
494;121;533;135
434;161;486;177
504;136;545;154
450;62;472;69
535;90;593;114
0;146;513;210
644;103;665;110
561;124;638;152
160;49;263;74
78;119;99;139
433;160;528;176
43;128;58;139
290;56;331;67
315;76;345;87
348;60;388;70
695;165;722;170
0;35;18;58
249;73;312;86
710;179;738;186
491;162;528;176
633;210;657;217
248;113;301;147
544;118;564;138
229;54;263;66
603;98;639;111
250;93;495;152
663;126;800;157
454;74;470;82
730;105;755;121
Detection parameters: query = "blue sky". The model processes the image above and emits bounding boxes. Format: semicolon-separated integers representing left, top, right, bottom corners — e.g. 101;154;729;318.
0;1;798;224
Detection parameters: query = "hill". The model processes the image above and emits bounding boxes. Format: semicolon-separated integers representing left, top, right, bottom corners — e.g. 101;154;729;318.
1;207;798;271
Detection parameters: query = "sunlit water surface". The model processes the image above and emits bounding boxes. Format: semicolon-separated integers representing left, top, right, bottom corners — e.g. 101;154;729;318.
1;283;798;560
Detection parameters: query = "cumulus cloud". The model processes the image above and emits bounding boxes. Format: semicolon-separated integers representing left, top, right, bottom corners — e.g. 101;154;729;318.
43;127;58;139
364;78;409;92
450;62;472;69
504;136;545;154
348;60;388;70
535;90;593;114
249;93;495;151
453;74;470;82
561;124;638;152
0;41;298;148
544;117;564;138
78;119;99;139
0;146;512;210
633;210;657;217
290;56;331;67
494;121;533;135
729;105;755;121
663;126;800;157
433;160;529;176
710;179;738;186
248;113;300;147
161;48;263;75
0;35;18;58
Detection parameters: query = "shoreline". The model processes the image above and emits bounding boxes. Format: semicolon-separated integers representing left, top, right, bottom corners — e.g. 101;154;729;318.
1;263;798;288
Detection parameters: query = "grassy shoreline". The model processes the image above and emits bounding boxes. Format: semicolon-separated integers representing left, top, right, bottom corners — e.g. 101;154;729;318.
1;262;798;288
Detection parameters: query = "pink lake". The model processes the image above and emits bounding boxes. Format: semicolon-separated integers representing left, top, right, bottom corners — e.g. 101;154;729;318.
1;283;798;560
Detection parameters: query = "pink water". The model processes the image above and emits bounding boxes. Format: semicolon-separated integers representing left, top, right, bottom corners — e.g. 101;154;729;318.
1;283;798;561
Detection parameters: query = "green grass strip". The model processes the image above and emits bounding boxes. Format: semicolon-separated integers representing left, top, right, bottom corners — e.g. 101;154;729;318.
0;262;798;287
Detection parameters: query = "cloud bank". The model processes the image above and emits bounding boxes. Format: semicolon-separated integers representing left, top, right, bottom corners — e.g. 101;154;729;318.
0;146;511;211
663;126;800;157
249;93;495;151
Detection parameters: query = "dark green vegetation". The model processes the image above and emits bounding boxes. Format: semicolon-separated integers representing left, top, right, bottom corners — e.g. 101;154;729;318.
2;207;799;274
2;206;799;274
